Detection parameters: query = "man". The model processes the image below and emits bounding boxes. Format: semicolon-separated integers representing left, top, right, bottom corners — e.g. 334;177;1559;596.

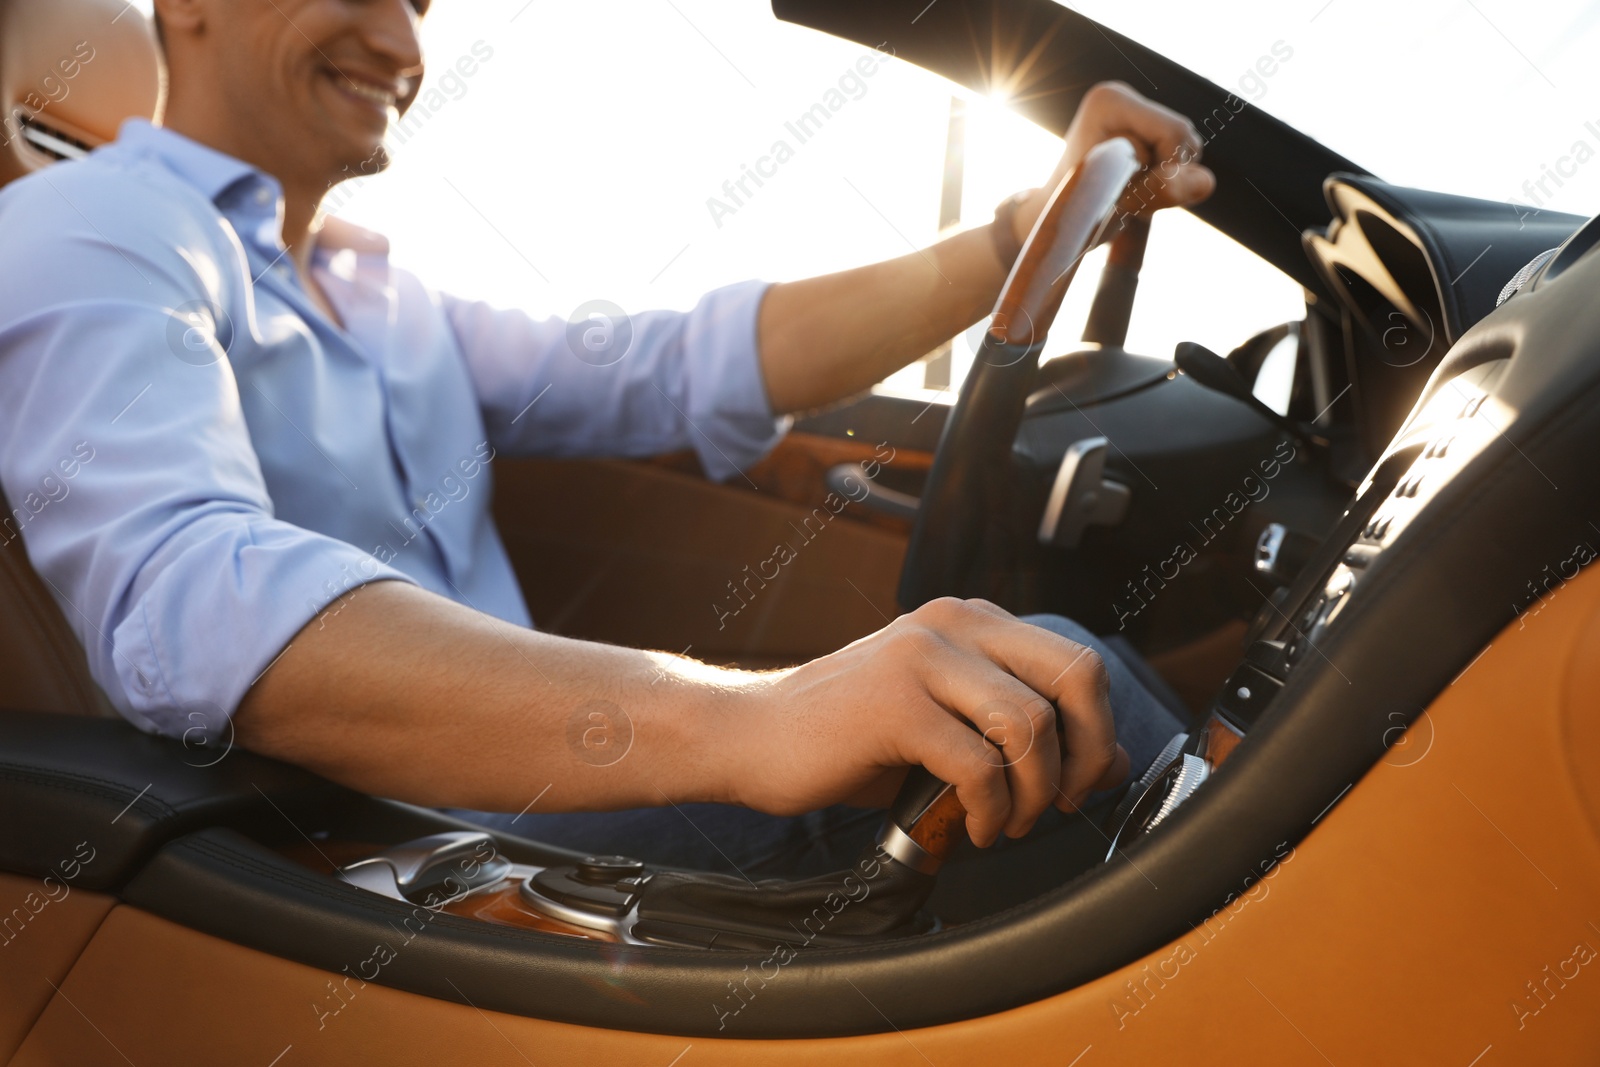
0;0;1212;876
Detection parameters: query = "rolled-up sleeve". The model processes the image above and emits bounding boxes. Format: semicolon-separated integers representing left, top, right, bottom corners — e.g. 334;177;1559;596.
443;279;790;481
0;170;415;736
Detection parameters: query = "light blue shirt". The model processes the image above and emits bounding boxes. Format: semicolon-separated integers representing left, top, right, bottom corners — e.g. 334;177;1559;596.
0;120;784;738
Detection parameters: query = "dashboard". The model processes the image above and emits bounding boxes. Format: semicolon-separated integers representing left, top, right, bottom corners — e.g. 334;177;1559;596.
1109;197;1600;858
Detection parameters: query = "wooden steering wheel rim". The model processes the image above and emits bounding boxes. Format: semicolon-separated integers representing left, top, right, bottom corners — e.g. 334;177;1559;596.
992;136;1143;346
896;137;1144;613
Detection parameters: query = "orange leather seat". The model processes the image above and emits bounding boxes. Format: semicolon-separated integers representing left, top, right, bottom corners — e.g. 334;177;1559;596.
0;0;162;715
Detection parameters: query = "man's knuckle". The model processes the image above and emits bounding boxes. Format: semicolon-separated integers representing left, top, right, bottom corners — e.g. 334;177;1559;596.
916;596;964;625
1073;645;1110;687
969;597;1018;622
897;619;931;647
1022;697;1056;735
891;620;947;665
920;596;994;632
1088;79;1131;103
966;739;1005;778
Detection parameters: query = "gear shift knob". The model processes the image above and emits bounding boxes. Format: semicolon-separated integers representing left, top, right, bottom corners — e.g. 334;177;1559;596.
878;766;968;874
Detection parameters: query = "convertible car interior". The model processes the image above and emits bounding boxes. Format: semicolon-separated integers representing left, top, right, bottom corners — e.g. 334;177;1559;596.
4;0;1600;1062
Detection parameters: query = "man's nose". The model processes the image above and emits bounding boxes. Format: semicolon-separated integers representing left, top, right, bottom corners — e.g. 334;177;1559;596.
366;0;425;78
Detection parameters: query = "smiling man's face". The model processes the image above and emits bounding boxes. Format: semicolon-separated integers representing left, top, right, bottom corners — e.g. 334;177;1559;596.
155;0;427;190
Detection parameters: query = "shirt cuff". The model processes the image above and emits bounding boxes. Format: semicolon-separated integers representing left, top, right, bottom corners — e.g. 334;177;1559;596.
108;519;417;740
683;279;791;481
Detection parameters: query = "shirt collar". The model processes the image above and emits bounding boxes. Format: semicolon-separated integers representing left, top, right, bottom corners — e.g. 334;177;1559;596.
115;118;273;206
113;119;391;268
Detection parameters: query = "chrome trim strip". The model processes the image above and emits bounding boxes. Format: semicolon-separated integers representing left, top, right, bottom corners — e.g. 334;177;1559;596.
876;821;940;875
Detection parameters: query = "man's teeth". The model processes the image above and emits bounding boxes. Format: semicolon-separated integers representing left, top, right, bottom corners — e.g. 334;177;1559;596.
341;79;397;108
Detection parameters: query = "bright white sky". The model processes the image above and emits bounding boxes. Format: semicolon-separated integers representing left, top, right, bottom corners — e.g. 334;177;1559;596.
128;0;1600;399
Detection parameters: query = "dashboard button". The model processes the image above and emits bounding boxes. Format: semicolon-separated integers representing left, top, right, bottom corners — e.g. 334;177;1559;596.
1324;569;1355;598
575;855;646;885
1343;544;1380;568
1216;663;1283;728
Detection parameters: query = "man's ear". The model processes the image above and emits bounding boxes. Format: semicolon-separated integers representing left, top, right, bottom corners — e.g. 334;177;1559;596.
152;0;207;36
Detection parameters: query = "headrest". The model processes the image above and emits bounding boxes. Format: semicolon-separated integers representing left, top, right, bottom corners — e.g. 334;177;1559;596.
0;0;163;187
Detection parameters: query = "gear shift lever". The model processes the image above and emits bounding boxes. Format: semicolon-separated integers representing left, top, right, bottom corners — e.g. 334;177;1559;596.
621;768;966;947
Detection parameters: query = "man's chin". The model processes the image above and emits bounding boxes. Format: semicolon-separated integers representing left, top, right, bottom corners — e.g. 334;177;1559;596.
331;141;393;186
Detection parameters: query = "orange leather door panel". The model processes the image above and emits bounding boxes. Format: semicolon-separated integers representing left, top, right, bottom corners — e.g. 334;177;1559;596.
490;439;920;666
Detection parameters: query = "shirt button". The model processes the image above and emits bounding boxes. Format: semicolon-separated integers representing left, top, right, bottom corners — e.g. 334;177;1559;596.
255;187;271;205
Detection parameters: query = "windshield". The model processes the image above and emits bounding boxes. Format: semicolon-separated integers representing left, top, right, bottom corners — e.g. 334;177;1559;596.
1062;0;1600;220
115;1;1337;400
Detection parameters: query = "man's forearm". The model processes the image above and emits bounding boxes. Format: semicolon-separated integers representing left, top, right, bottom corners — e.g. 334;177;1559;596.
753;81;1216;417
756;224;1007;414
234;580;759;814
235;577;1129;844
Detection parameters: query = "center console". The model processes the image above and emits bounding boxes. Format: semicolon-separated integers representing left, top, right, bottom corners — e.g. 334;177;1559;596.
1107;353;1512;850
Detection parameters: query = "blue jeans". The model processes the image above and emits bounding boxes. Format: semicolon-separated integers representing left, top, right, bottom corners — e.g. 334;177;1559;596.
447;615;1186;879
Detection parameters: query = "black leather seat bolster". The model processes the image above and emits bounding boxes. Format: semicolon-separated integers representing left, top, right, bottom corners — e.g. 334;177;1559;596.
0;711;594;892
0;711;338;891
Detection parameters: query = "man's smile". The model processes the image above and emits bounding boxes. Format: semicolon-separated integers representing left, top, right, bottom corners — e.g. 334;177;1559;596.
322;66;406;124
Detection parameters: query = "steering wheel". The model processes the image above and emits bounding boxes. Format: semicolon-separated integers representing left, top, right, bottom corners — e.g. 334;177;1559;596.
898;136;1145;610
